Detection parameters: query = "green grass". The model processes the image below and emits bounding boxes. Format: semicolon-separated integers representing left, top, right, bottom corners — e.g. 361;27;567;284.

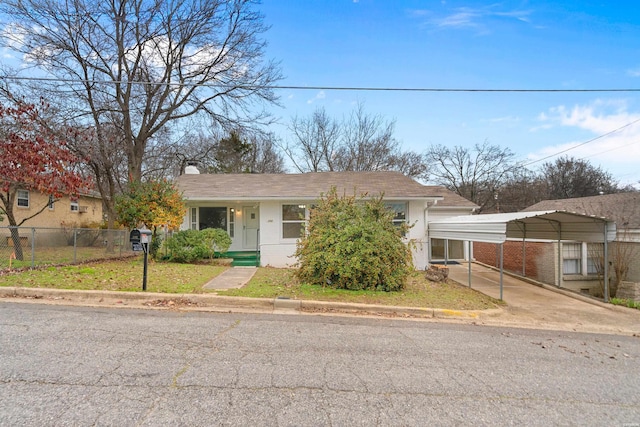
220;267;501;310
611;297;640;310
0;259;226;294
0;246;133;269
0;260;502;310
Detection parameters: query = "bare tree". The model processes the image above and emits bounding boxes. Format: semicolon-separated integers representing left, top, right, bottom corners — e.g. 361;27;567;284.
246;132;286;173
336;104;400;172
283;104;428;179
426;141;518;212
497;169;547;213
284;107;342;173
67;124;129;229
578;195;639;299
541;156;620;199
173;129;285;175
0;0;282;184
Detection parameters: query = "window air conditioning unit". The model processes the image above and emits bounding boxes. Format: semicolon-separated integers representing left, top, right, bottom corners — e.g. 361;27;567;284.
78;206;89;213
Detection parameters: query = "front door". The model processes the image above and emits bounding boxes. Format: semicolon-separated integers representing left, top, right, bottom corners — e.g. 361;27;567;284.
243;206;259;249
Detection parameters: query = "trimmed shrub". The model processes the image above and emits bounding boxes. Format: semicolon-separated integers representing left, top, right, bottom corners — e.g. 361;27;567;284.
201;228;232;257
166;228;231;263
295;188;413;292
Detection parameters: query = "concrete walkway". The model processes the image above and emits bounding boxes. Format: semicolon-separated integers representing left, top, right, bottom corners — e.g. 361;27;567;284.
203;267;257;290
448;262;640;335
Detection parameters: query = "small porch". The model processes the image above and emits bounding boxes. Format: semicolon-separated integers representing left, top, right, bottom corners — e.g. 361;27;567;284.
224;251;261;267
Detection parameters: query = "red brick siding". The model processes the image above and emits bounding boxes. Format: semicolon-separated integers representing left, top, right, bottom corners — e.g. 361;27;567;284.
474;241;549;281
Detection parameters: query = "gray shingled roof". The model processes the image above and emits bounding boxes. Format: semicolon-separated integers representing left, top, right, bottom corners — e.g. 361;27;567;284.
523;192;640;229
176;171;476;207
422;185;479;208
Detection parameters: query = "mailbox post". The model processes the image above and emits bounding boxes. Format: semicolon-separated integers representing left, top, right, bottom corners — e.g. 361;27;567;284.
130;227;152;291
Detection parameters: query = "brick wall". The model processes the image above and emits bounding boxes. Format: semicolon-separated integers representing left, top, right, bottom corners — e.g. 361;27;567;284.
12;191;103;228
474;240;556;285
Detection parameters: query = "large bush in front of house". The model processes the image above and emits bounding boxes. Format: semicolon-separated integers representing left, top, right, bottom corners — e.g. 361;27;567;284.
295;188;413;292
166;229;231;263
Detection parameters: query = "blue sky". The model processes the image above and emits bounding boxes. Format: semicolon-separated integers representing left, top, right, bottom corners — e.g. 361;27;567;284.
258;1;640;186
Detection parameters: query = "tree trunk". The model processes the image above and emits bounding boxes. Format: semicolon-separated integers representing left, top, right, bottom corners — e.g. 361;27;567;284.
9;226;24;261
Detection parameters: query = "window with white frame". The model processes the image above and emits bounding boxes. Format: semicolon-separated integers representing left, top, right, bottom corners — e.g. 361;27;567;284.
17;190;29;207
190;208;197;230
70;200;79;212
48;195;55;210
562;243;581;274
385;202;407;227
282;204;306;239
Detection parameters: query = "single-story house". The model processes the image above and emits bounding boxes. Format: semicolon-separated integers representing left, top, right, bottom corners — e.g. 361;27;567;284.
175;170;478;268
473;192;640;299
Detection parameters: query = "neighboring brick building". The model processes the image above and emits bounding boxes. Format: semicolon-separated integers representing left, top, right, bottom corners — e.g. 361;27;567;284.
5;188;103;228
474;240;558;289
474;193;640;298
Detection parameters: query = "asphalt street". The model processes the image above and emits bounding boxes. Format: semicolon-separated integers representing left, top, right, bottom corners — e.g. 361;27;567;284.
1;302;639;426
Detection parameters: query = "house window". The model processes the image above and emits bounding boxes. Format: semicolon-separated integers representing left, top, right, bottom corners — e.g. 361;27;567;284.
385;202;407;227
48;195;55;210
562;243;581;274
430;238;465;260
190;208;197;230
70;200;79;212
17;190;29;207
282;204;306;239
199;207;227;231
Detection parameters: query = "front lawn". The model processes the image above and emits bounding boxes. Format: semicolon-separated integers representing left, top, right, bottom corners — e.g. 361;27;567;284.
0;259;226;294
220;267;501;310
0;260;501;310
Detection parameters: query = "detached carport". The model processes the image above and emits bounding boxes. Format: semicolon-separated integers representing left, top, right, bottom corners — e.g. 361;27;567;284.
428;210;617;301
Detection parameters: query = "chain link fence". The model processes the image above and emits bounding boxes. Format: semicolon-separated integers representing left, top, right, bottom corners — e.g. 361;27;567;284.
0;226;136;269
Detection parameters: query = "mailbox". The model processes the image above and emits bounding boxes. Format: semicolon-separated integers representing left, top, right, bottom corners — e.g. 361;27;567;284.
130;227;152;291
130;229;143;252
139;227;152;245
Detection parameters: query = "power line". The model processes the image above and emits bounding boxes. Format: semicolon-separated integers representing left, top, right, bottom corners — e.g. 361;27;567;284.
1;75;640;93
579;138;640;160
521;118;640;168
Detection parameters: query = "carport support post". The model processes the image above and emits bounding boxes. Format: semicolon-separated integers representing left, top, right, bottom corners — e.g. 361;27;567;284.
603;223;609;303
500;243;504;301
142;243;148;291
468;240;472;288
444;239;449;266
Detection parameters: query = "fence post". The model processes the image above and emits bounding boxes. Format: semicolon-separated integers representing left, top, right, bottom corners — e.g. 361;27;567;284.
31;228;35;268
73;229;78;264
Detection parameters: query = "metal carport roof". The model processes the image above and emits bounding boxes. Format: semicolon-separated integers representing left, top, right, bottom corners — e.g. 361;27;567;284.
428;210;617;243
428;210;617;301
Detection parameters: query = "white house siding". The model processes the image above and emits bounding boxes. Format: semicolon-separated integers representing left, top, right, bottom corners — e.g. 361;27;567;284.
181;202;257;253
426;207;475;263
180;200;472;270
406;200;429;270
256;201;300;268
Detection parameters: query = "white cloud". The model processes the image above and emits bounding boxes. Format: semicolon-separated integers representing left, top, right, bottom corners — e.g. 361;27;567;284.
414;5;533;33
307;90;326;104
487;115;521;124
529;100;640;173
627;68;640;77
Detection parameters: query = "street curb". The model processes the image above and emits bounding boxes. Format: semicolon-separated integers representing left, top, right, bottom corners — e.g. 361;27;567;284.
299;299;484;319
0;286;490;319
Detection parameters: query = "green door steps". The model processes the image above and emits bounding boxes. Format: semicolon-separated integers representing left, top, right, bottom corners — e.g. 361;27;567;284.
223;251;260;267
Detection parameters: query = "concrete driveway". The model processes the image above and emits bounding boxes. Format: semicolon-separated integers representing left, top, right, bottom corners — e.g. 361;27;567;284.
447;262;640;336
